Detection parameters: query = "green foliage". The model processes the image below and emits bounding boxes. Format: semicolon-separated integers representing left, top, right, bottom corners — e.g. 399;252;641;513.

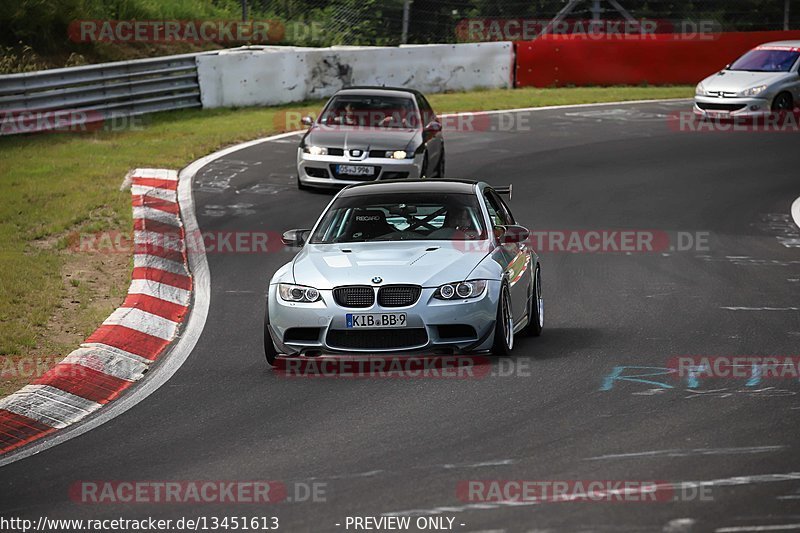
0;0;796;71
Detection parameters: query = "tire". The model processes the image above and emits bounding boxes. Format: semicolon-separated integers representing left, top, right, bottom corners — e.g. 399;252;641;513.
523;265;543;337
436;149;445;178
491;283;514;357
419;152;429;179
264;316;278;367
772;92;793;112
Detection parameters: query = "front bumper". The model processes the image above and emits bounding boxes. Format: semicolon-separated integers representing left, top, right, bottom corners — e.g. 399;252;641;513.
693;96;771;118
297;149;423;187
266;283;500;356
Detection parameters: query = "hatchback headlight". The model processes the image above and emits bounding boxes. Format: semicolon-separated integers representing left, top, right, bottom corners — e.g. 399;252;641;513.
434;280;487;300
740;84;767;97
695;82;707;96
385;150;413;159
278;283;321;302
303;145;327;156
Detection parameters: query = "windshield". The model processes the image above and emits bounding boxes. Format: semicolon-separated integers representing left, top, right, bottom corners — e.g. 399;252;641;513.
309;192;487;243
729;47;800;72
318;95;421;129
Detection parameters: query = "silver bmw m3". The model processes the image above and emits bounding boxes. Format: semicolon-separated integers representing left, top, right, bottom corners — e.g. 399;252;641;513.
263;179;543;366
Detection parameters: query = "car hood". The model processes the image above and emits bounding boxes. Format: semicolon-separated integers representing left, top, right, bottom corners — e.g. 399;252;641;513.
291;241;490;289
701;70;790;92
305;126;419;151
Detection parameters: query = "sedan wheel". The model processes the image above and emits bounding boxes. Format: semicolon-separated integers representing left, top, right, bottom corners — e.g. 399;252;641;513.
420;152;429;179
524;266;544;337
436;150;445;178
492;284;514;356
772;92;793;112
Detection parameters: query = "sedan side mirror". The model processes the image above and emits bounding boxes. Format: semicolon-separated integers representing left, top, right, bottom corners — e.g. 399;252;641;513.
494;225;530;244
301;115;314;127
282;229;311;247
425;120;442;133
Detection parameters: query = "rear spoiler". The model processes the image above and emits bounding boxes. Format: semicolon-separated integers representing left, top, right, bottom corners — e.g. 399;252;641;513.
494;185;513;200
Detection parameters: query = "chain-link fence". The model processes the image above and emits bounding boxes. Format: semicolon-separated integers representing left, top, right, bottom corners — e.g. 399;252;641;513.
250;0;798;46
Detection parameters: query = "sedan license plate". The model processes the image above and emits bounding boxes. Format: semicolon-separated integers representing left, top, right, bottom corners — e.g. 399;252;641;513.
346;313;406;328
337;165;374;176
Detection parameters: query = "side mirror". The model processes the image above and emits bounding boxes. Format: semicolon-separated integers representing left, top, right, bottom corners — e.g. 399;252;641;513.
281;229;311;247
301;115;314;127
494;225;529;244
425;120;442;133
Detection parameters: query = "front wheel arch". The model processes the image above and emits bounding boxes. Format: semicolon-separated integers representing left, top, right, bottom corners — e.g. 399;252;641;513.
772;91;794;112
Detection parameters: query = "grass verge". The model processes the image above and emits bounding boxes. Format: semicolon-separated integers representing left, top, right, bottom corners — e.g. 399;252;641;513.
0;85;692;395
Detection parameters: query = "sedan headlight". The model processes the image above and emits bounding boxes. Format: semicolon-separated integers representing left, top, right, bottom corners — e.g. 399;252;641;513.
278;283;321;302
303;145;328;156
740;84;767;97
695;82;707;96
434;280;488;300
385;150;413;159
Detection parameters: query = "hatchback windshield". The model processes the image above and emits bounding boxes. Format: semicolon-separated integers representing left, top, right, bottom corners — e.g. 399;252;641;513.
729;47;800;72
318;95;421;129
309;192;487;243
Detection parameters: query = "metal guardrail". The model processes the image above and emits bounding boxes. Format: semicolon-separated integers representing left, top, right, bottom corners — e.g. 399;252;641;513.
0;52;210;135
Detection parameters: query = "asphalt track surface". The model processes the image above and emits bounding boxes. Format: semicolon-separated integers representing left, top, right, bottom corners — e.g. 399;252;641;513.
2;100;800;532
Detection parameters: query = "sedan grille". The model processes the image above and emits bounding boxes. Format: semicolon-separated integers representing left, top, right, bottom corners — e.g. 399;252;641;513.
334;286;375;308
696;102;746;112
378;285;421;307
326;328;428;350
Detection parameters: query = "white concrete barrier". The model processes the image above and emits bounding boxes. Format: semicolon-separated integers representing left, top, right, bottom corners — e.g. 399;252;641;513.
197;43;513;108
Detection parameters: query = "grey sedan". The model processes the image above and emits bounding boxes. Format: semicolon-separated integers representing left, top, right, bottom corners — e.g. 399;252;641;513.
296;87;445;189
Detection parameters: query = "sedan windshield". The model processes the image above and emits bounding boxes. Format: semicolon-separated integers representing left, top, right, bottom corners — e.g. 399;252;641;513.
318;95;421;129
729;48;800;72
310;192;487;243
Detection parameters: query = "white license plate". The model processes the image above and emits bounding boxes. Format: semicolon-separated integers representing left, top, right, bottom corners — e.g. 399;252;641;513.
346;313;406;328
337;165;374;176
708;110;729;118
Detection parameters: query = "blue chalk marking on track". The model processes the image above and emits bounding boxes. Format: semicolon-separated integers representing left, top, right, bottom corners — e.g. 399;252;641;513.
600;366;677;391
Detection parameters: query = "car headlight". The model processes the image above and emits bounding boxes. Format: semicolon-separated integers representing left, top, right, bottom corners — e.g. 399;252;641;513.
695;82;707;96
278;283;321;302
434;280;488;300
740;84;767;97
303;145;327;156
385;150;413;159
